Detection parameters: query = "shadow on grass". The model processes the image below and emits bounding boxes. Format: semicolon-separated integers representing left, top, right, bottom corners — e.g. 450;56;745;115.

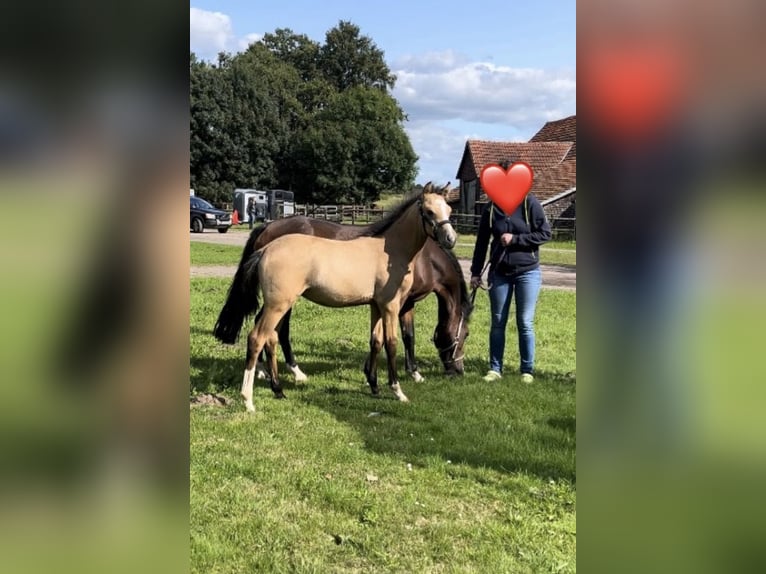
190;350;375;395
295;377;576;482
191;347;575;482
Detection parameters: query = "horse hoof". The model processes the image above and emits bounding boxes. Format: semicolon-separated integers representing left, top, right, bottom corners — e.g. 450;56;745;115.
244;401;255;412
397;393;410;403
274;391;286;399
289;364;308;382
411;371;425;383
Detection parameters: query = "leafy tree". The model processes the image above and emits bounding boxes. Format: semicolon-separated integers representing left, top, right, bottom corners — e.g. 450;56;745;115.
292;86;417;204
190;47;302;204
190;21;416;206
261;28;321;82
319;21;396;91
190;55;236;203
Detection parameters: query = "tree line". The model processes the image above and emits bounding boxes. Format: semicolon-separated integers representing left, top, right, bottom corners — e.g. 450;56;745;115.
191;21;418;206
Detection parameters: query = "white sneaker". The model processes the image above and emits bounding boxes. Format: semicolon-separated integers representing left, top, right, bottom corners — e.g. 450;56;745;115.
521;373;534;384
483;370;502;382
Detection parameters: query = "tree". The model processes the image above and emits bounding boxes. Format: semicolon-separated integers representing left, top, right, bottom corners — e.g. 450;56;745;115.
291;86;417;204
261;28;321;82
190;54;236;203
190;47;303;204
190;22;417;206
319;21;396;91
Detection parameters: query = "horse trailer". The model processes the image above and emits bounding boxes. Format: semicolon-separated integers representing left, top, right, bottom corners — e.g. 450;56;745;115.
233;189;295;224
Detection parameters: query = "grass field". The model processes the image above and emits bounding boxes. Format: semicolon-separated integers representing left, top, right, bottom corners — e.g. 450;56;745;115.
190;242;246;266
451;235;576;266
190;278;576;572
191;237;576;267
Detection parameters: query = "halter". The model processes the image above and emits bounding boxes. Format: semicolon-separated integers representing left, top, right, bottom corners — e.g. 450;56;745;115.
418;200;451;240
434;311;466;366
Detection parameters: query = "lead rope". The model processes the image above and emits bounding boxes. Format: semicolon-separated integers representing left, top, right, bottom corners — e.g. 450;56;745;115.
470;197;531;299
470;240;505;302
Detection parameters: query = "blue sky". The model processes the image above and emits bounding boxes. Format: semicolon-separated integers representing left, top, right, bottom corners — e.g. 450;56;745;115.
191;0;575;185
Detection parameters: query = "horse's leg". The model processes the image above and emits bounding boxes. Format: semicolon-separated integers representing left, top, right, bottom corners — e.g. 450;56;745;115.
279;308;307;382
383;305;409;403
399;303;424;382
242;327;267;413
254;308;268;380
364;306;383;396
265;329;285;399
241;306;290;412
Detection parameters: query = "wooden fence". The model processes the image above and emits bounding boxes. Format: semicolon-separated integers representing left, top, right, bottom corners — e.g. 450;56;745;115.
294;204;575;240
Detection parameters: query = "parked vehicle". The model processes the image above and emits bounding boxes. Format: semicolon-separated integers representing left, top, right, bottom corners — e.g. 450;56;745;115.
233;188;295;224
190;196;231;233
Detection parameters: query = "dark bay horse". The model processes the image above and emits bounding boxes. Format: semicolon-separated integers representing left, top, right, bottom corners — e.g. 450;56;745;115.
224;209;472;384
214;186;458;412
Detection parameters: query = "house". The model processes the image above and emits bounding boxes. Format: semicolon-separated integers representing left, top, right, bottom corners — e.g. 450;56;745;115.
454;115;576;231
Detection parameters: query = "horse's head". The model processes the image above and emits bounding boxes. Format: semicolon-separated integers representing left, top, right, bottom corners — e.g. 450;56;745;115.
432;312;468;376
420;183;457;249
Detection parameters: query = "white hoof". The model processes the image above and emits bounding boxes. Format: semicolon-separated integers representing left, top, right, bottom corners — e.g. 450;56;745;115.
256;363;267;380
391;383;410;403
241;392;255;413
410;371;424;383
289;364;308;382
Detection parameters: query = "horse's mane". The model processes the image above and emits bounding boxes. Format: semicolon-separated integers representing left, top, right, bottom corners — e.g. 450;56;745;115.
358;193;421;237
440;245;474;320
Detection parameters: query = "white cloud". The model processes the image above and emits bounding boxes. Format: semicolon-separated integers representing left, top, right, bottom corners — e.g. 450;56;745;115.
392;54;576;184
190;8;233;58
403;121;481;185
392;50;471;73
393;57;575;131
190;7;262;61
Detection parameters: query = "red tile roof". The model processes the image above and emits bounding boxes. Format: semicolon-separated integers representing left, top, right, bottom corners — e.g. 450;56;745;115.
456;141;573;181
455;115;576;207
530;115;576;161
473;160;576;204
529;115;576;143
528;159;577;202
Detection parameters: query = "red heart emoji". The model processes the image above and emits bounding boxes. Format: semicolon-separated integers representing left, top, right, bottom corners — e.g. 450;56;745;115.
480;162;534;215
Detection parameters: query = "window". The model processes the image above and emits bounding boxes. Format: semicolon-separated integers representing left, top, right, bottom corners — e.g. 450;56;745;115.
192;198;214;210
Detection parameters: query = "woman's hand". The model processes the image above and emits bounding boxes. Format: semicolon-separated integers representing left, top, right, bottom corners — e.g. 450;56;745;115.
470;275;483;289
500;233;513;246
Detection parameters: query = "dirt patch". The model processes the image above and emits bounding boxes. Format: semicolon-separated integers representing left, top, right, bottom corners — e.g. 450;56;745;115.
190;393;232;407
190;229;251;246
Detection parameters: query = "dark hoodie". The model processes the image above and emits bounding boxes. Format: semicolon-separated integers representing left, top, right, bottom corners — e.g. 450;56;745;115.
470;195;552;279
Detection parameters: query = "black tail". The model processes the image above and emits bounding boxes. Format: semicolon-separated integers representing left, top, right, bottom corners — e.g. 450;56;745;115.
213;227;267;344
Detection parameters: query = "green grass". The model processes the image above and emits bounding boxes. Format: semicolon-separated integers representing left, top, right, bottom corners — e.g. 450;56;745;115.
452;235;576;266
191;279;576;572
191;238;576;268
190;242;245;266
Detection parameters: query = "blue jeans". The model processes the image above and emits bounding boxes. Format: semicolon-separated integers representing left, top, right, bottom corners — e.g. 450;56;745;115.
488;267;542;374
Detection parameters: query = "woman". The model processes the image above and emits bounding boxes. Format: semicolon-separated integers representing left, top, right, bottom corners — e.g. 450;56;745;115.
470;187;552;383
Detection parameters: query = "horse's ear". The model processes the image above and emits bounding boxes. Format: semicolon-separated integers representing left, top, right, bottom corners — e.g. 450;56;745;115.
422;182;433;194
441;182;452;197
